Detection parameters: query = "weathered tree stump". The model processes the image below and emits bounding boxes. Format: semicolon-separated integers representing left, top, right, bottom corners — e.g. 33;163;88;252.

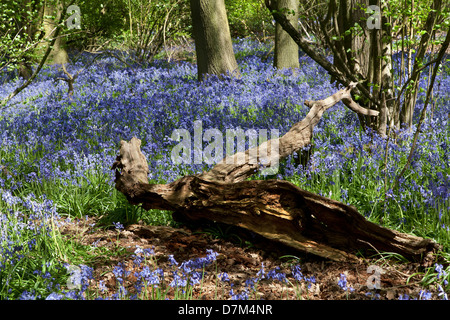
112;82;440;265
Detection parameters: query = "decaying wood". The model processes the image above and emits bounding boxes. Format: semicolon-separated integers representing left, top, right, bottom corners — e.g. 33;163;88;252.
112;82;440;264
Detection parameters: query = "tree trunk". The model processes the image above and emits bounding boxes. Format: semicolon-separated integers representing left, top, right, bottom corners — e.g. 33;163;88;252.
268;0;400;136
334;0;370;79
18;62;33;80
190;0;240;81
332;0;393;136
42;0;69;65
379;1;394;135
332;0;374;131
112;83;440;265
367;3;383;134
274;0;299;70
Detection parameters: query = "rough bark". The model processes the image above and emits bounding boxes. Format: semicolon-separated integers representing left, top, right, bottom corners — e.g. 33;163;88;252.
190;0;241;81
333;0;370;79
274;0;300;70
112;83;440;264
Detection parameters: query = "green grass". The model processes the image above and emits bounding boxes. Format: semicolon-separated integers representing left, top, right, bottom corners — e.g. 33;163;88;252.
1;139;449;299
1;43;448;299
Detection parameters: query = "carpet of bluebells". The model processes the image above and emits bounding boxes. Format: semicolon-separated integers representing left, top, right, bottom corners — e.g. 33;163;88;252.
0;39;449;300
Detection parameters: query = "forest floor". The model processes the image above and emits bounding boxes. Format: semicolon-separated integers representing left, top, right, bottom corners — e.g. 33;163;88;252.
60;216;443;300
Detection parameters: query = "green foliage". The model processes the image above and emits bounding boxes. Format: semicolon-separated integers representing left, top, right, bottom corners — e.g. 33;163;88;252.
0;0;46;76
119;0;191;63
387;0;448;49
0;190;71;299
225;0;274;40
67;0;128;50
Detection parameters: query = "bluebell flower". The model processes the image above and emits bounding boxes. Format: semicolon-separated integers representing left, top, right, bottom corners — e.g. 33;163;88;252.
134;277;144;295
205;249;218;263
256;263;265;280
113;221;124;231
435;263;448;281
219;272;230;282
98;280;107;294
140;266;160;286
230;287;249;300
45;292;64;300
365;292;381;300
155;268;164;282
19;290;38;300
112;263;129;284
245;277;257;290
188;271;202;286
291;264;304;282
63;290;80;300
118;284;128;298
419;290;432;300
65;265;82;290
438;285;448;300
143;247;155;257
132;245;145;266
267;266;287;283
338;273;354;292
169;270;187;288
168;255;178;267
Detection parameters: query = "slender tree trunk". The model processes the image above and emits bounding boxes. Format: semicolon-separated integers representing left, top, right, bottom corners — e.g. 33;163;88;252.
365;0;382;132
190;0;240;81
18;62;33;80
380;1;394;132
367;0;392;136
274;0;299;70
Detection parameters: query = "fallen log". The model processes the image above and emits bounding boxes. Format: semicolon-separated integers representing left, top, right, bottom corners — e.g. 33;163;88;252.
112;82;440;264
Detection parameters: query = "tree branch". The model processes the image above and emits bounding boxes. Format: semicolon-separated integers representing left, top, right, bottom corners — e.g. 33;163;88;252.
264;0;376;107
111;84;439;264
